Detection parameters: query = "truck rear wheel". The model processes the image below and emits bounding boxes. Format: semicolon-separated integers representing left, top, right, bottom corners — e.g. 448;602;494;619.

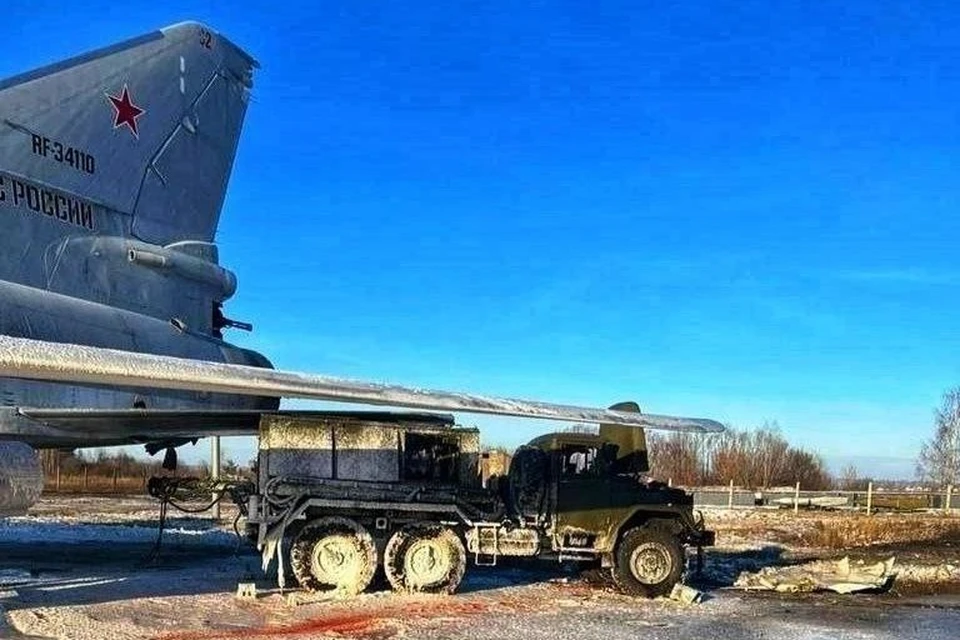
384;524;466;594
613;526;684;597
290;516;377;595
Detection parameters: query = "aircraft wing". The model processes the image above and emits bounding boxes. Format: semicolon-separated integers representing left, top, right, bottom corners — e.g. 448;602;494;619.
5;408;454;449
6;408;262;447
0;336;724;433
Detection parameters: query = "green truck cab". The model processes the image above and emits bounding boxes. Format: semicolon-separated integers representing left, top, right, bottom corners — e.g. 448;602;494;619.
508;430;714;596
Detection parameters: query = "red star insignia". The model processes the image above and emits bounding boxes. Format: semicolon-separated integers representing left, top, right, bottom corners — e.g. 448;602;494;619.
106;85;144;138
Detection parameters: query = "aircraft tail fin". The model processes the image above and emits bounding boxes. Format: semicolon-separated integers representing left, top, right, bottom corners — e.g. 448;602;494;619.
599;401;651;473
0;22;257;244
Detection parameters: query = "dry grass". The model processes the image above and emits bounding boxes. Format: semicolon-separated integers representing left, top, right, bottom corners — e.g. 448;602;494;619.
43;474;148;495
798;515;960;549
707;510;960;550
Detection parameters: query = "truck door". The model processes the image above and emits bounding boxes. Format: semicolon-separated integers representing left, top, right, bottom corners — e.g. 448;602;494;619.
553;444;611;548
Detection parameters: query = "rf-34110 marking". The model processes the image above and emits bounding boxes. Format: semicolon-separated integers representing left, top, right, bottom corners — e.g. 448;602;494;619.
0;174;94;230
30;134;96;174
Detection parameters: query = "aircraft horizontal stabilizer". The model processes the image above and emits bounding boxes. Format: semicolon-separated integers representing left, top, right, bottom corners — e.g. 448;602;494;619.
0;336;724;433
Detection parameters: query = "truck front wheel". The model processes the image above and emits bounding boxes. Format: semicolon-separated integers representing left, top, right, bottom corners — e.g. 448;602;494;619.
613;526;684;597
384;524;466;594
290;516;377;595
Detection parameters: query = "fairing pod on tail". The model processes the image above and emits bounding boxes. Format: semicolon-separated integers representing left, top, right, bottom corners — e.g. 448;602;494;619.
0;336;725;433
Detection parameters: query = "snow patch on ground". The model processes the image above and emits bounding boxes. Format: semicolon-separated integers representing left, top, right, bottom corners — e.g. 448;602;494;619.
0;516;236;546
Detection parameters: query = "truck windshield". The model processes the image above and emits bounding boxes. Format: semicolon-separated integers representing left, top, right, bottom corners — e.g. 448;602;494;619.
560;445;607;478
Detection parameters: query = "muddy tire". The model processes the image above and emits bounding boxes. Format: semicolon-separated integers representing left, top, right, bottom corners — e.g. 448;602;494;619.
613;526;684;597
383;524;466;594
289;516;377;595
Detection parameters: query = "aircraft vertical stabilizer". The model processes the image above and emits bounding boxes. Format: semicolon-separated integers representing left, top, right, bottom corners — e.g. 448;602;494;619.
0;22;257;244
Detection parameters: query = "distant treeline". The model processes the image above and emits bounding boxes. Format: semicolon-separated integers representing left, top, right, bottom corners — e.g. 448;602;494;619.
39;449;246;479
647;423;833;490
41;425;839;493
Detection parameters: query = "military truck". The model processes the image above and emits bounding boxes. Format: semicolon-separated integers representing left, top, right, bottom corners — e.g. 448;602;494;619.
242;407;714;597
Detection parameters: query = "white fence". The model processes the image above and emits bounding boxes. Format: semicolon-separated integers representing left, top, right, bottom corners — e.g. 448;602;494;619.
691;483;957;514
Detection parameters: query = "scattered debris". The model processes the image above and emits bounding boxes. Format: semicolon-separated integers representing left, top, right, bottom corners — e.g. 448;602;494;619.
705;508;960;550
669;583;703;604
235;582;257;600
734;557;897;594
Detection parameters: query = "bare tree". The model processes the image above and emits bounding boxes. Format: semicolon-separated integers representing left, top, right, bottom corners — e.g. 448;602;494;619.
917;388;960;485
750;423;789;488
710;431;749;485
786;449;832;490
648;421;831;489
39;449;60;476
648;432;702;485
839;464;860;490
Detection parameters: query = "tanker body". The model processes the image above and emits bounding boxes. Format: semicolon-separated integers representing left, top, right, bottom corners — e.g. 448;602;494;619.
244;410;713;597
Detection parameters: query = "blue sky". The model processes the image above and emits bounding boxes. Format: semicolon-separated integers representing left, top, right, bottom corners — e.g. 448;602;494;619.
3;1;959;478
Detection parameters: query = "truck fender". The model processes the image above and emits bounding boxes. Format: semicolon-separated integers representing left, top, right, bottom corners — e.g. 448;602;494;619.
600;509;682;568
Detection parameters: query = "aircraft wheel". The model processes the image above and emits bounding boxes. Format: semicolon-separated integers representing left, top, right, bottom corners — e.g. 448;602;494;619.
384;524;466;594
289;516;377;595
613;526;684;597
